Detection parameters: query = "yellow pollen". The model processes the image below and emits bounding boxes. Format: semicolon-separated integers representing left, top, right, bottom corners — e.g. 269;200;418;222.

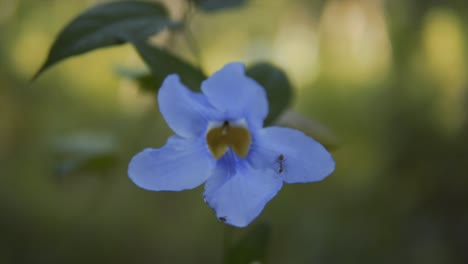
206;121;251;159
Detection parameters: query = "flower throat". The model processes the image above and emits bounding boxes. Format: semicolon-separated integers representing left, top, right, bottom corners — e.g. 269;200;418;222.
206;120;251;159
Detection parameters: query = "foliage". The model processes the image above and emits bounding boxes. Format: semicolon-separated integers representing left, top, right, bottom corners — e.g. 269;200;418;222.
35;0;295;123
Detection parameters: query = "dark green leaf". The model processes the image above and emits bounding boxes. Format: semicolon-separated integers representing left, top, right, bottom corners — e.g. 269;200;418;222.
53;134;117;181
246;63;293;126
116;67;158;92
193;0;247;12
34;1;174;79
131;39;207;91
56;153;118;179
225;222;271;264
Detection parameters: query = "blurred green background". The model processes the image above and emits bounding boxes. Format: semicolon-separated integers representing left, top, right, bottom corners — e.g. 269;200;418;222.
1;0;468;263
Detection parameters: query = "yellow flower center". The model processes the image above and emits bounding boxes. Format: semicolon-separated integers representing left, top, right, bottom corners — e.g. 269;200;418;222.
206;120;251;159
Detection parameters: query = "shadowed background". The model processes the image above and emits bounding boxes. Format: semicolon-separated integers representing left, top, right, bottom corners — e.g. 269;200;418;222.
1;0;467;263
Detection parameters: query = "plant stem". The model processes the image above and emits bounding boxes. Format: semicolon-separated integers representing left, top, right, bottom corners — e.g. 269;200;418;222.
223;224;234;264
183;0;202;66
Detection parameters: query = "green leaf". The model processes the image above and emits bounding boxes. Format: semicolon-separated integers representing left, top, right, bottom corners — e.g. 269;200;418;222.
34;1;174;80
131;39;207;91
56;153;118;179
115;67;158;93
246;63;293;126
225;222;271;264
53;134;118;181
193;0;247;12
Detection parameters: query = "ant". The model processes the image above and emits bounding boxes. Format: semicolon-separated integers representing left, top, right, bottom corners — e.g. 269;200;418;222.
219;216;227;222
277;154;285;174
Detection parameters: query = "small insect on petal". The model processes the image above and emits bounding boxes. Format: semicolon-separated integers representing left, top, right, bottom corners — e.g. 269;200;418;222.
277;154;285;174
219;216;227;222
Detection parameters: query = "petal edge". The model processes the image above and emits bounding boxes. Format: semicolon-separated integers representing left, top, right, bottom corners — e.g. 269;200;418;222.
204;156;282;227
201;62;268;129
248;127;335;184
158;75;218;138
129;136;215;191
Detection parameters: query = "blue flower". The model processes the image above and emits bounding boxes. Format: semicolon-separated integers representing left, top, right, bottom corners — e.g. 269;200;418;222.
128;62;335;227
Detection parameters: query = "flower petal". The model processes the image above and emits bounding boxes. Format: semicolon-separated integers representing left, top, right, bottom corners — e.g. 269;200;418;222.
201;62;268;129
204;152;282;227
158;75;219;138
129;136;216;191
249;127;335;184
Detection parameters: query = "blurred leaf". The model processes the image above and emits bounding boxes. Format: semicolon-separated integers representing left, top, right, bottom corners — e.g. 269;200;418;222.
246;63;293;126
53;134;117;180
131;39;207;91
116;67;158;92
34;1;174;79
56;153;118;179
193;0;247;12
225;222;271;264
274;110;339;149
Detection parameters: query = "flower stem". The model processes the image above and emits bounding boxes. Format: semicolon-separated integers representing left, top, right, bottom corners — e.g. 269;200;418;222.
222;224;234;263
183;0;202;66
